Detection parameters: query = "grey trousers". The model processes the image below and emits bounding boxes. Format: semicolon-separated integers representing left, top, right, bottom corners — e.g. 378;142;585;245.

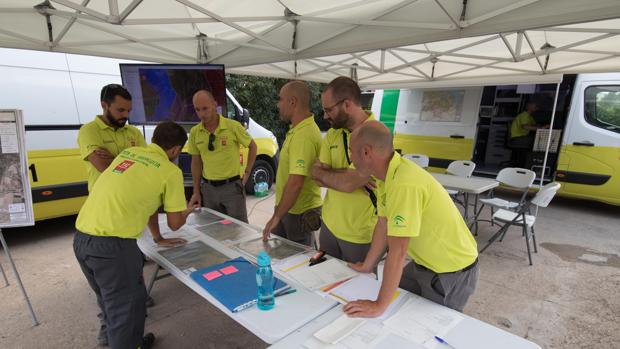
399;259;480;312
318;223;371;263
73;231;147;349
273;207;322;246
201;179;248;223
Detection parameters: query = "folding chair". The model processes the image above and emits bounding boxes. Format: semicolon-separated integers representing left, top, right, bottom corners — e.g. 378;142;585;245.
445;160;476;198
472;167;536;234
403;154;429;168
479;182;561;265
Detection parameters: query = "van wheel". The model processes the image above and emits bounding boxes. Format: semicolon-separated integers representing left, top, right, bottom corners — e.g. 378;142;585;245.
245;159;274;194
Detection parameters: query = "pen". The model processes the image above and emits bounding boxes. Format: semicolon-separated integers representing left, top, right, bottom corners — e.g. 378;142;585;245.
274;288;297;297
434;336;456;349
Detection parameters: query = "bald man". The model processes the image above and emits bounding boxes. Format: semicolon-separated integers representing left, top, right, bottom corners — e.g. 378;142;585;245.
344;121;479;317
188;90;257;222
263;81;323;246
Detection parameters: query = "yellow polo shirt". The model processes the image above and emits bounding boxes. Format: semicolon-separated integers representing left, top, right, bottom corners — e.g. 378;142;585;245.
276;115;323;214
377;152;478;273
510;111;536;138
319;112;377;244
78;115;146;191
75;144;187;239
187;115;252;180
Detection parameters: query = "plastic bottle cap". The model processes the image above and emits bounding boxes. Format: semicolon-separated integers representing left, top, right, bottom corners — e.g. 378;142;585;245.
257;251;271;266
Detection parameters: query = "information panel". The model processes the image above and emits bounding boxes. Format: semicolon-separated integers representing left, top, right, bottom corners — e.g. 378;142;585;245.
0;109;34;227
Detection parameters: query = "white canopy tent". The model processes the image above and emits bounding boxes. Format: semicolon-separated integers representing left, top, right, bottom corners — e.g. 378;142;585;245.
0;0;620;88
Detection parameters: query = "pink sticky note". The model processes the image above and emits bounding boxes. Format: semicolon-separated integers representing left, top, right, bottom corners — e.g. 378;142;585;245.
220;220;233;225
203;270;222;281
220;265;239;275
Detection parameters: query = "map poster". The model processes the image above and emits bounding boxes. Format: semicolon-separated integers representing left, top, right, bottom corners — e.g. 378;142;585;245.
420;90;465;122
0;110;34;228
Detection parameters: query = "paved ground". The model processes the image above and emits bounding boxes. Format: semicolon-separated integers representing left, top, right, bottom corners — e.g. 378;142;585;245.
1;191;619;349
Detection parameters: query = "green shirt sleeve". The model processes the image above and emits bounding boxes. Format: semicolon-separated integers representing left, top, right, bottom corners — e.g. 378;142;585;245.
385;184;424;238
232;120;252;148
187;127;199;155
288;133;316;176
162;168;187;213
77;124;103;161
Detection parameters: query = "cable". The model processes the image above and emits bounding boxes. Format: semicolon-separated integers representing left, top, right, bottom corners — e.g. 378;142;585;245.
247;191;275;218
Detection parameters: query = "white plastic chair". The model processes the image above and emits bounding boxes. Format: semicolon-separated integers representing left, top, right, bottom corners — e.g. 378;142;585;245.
472;168;536;233
403;154;429;168
480;182;561;265
445;160;476;197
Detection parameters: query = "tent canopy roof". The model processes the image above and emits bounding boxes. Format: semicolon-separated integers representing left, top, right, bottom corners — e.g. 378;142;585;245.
1;0;620;87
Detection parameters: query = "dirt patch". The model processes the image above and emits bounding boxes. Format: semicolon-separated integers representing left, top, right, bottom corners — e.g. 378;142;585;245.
540;243;620;268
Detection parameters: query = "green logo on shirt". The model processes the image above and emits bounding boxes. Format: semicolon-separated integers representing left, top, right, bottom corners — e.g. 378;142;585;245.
296;159;305;168
393;215;406;227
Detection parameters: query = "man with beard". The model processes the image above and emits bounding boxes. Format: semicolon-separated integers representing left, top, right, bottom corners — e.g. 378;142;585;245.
262;81;322;246
78;84;146;192
310;77;378;262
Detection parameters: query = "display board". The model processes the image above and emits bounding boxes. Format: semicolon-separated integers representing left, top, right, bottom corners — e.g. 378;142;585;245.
0;110;34;228
119;64;227;125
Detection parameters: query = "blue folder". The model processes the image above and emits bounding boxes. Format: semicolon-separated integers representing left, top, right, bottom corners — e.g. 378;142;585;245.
190;256;290;312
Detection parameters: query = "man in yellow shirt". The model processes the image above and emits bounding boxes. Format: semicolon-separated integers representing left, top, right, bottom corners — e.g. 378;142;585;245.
344;121;479;317
74;121;196;349
262;81;322;246
78;84;146;191
509;102;544;166
188;90;257;222
310;77;377;262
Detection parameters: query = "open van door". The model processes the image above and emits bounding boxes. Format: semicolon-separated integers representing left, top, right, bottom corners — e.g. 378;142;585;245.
557;77;620;205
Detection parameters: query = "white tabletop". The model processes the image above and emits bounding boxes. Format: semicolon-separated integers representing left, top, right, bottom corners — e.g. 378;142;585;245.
138;208;337;344
270;293;541;349
431;173;499;195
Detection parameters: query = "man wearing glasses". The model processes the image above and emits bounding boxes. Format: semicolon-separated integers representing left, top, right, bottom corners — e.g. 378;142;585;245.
78;84;146;192
310;77;378;262
188;89;257;222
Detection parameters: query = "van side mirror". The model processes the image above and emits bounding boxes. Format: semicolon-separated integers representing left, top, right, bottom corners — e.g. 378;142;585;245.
242;108;250;128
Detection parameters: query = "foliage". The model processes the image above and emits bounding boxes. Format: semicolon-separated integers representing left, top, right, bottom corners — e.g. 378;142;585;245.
226;74;329;145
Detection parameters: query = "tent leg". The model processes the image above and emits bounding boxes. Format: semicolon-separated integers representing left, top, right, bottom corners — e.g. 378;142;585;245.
0;229;39;326
0;259;8;287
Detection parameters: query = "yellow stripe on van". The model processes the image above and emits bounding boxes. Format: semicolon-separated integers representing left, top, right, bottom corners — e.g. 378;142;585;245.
393;133;474;172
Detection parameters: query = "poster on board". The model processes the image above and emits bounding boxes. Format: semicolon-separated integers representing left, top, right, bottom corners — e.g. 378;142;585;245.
0;109;34;228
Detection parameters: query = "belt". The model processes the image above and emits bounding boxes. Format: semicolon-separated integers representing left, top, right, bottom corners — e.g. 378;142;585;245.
203;175;240;187
416;257;478;274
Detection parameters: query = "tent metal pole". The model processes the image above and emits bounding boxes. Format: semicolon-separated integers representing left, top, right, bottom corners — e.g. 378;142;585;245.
0;228;39;326
535;82;561;216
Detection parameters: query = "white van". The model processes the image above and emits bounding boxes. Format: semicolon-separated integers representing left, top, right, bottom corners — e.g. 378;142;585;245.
370;73;620;206
0;48;279;221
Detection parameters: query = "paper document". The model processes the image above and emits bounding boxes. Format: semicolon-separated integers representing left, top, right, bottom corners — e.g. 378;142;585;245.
383;296;463;348
328;275;405;319
288;258;358;290
314;314;366;344
274;252;312;273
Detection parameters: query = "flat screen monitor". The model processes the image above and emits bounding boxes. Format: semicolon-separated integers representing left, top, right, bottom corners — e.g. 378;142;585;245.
119;64;226;125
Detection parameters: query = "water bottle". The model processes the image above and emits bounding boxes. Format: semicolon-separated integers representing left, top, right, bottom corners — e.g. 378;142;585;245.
254;181;269;197
256;251;275;311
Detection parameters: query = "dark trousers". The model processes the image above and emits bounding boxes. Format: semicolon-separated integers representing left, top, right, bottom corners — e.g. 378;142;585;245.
399;259;479;312
273;207;322;246
201;180;249;223
74;231;147;349
318;223;370;263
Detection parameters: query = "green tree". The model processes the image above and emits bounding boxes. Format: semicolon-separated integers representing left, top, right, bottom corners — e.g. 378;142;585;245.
226;74;328;146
